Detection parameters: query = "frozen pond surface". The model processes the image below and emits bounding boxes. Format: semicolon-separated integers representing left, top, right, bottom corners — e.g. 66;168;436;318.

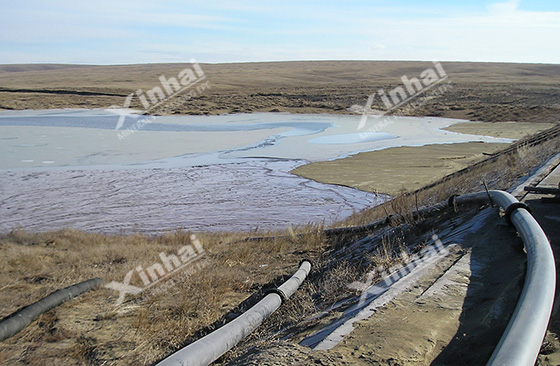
0;110;512;234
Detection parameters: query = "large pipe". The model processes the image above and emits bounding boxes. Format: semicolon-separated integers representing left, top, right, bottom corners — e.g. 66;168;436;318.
0;278;103;341
457;190;555;366
156;260;312;366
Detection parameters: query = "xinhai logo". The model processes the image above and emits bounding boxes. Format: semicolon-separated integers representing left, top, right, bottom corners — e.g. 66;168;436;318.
133;60;205;113
357;61;449;130
105;234;204;306
377;61;447;111
108;58;208;134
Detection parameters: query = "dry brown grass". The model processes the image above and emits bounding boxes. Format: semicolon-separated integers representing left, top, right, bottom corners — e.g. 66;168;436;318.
369;233;411;271
1;61;559;122
0;226;330;365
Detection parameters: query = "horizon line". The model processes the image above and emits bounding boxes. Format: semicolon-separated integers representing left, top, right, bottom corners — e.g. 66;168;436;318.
1;59;559;67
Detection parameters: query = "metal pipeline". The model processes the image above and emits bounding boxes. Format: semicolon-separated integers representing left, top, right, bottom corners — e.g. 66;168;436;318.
456;190;555;366
157;189;553;365
0;278;103;341
156;260;312;366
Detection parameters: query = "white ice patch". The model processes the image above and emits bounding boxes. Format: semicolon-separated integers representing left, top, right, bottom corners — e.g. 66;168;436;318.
309;131;397;144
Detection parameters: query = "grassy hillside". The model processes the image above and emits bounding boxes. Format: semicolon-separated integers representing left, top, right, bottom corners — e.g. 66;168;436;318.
1;61;559;122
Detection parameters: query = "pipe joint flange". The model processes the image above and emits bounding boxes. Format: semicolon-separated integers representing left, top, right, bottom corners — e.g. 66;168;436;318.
504;202;532;226
299;259;312;269
448;194;459;209
385;215;393;225
266;288;288;303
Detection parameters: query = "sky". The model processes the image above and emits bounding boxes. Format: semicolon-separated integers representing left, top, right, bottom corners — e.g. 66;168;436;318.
1;0;559;65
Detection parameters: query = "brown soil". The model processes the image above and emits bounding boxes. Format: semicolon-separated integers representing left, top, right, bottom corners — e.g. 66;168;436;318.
523;164;560;366
443;121;555;139
293;142;509;196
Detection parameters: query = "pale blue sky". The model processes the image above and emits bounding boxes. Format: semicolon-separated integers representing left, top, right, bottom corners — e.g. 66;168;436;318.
1;0;559;64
